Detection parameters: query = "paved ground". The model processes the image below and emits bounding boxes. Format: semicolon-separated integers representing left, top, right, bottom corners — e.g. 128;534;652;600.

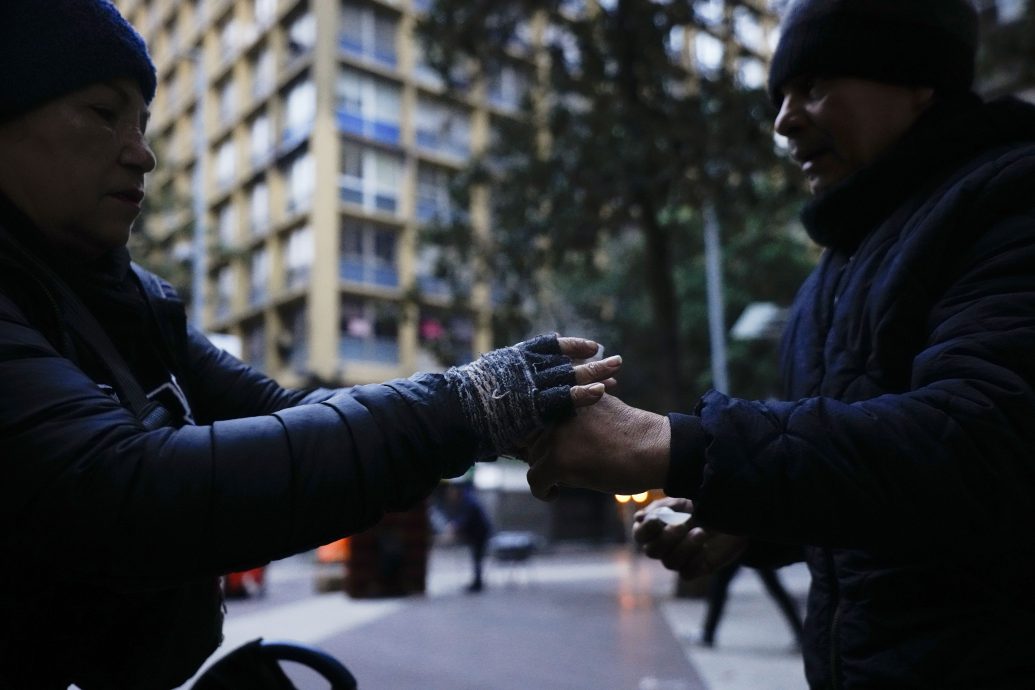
177;544;811;690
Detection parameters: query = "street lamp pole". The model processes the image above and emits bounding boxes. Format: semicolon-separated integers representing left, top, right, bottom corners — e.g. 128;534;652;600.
704;202;730;394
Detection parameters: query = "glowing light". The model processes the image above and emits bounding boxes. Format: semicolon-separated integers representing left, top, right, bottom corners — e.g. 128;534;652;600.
614;494;631;503
631;492;649;503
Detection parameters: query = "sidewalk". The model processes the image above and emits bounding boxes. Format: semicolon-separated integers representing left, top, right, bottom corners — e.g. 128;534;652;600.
184;545;810;689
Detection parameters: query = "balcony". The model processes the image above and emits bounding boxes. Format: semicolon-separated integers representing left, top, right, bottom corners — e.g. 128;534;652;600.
336;110;400;145
340;257;399;288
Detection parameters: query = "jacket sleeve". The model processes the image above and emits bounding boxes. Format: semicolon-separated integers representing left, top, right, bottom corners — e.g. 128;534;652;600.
665;187;1035;555
0;302;477;583
181;326;345;421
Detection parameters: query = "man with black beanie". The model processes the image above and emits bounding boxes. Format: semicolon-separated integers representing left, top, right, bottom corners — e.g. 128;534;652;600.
0;1;620;688
529;0;1035;687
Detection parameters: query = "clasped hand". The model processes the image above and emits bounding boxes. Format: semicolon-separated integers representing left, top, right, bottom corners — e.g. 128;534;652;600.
523;392;671;501
631;497;748;580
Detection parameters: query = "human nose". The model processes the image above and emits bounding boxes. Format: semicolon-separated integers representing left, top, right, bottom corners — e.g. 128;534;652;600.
774;93;802;137
119;127;157;173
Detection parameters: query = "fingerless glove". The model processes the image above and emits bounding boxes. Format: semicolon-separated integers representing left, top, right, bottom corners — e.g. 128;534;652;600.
444;334;576;458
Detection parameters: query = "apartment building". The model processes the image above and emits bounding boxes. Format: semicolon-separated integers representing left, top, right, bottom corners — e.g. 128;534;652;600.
120;0;524;388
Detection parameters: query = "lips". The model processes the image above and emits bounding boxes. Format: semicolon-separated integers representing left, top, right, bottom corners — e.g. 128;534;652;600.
108;188;145;208
791;147;827;168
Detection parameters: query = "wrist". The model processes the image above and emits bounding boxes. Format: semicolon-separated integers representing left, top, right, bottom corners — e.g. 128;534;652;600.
631;410;671;489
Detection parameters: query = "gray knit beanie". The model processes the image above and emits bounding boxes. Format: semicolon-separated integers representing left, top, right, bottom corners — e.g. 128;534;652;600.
768;0;979;103
0;0;157;119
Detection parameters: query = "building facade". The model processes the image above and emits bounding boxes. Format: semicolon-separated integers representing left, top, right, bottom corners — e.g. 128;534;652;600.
121;0;512;388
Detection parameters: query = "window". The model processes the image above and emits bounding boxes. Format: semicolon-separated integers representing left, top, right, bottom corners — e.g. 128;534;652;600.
285;150;313;214
218;16;239;64
215;265;234;320
336;68;401;144
248;180;269;235
340;296;399;363
281;303;309;373
340;219;398;287
217;78;236;127
166;66;183;112
415;244;448;297
415;97;470;159
254;0;277;27
286;10;316;64
338;142;402;214
282;78;314;148
418;308;474;367
488;63;528;111
416;163;455;223
285;225;313;289
339;2;397;67
250;247;269;306
215;202;237;247
243;320;267;370
411;37;443;88
252;46;274;99
215;138;236;189
250;112;271;166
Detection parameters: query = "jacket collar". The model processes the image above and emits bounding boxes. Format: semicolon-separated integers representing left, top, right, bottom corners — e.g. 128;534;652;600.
801;95;1035;251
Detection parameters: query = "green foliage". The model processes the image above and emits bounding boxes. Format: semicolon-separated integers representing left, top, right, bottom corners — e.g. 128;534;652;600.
128;148;194;305
418;0;814;410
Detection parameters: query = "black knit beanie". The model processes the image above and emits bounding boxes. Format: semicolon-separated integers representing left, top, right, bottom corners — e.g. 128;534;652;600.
0;0;156;120
768;0;979;103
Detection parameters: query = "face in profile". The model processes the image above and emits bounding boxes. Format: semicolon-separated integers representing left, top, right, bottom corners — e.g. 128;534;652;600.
774;76;934;194
0;77;156;260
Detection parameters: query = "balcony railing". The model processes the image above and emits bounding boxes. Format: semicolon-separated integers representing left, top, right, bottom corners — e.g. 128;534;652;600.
340;257;399;288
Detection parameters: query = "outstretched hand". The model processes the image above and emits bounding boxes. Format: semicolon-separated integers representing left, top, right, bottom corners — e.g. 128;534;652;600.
445;334;621;459
633;497;748;580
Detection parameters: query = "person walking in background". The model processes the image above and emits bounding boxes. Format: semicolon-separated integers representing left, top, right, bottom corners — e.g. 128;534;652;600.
696;558;803;651
526;0;1035;687
0;2;620;687
444;482;493;592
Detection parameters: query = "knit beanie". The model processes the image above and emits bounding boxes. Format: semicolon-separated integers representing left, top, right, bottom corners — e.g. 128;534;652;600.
0;0;156;120
768;0;979;103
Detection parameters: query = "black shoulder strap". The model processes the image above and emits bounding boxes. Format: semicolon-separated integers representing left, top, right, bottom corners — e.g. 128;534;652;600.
52;274;178;431
16;251;169;428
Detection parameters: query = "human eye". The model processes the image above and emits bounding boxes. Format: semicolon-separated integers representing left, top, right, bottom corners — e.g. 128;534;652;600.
90;103;119;124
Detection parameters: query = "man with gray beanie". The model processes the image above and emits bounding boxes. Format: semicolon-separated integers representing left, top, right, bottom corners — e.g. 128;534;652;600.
527;0;1035;687
0;1;620;688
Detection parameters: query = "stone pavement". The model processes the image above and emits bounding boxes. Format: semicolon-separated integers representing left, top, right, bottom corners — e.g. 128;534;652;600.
179;545;811;690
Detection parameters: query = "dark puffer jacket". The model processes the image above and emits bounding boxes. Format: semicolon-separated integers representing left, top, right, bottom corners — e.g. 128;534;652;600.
0;203;477;688
665;97;1035;689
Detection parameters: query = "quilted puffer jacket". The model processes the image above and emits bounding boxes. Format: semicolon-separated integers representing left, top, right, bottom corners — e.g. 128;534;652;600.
0;198;477;688
665;96;1035;689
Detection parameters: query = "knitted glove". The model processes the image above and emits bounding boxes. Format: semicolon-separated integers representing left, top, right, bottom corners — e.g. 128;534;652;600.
444;334;577;459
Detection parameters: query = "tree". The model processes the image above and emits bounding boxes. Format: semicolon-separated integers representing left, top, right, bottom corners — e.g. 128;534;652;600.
129;142;194;306
418;0;813;411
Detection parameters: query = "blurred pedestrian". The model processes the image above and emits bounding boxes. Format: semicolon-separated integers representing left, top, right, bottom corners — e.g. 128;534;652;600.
527;1;1035;687
0;2;621;687
695;560;803;650
443;483;493;592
